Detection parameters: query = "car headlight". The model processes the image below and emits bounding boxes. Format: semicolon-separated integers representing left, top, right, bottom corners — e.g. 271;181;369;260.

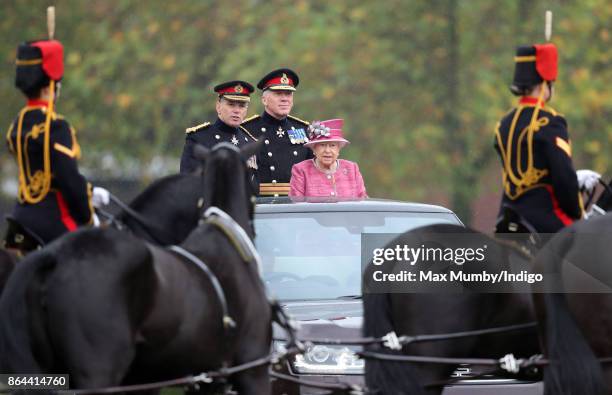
275;342;364;375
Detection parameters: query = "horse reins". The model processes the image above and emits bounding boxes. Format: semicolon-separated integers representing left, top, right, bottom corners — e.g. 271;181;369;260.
47;316;612;394
54;197;612;394
584;178;612;215
273;321;538;347
102;192;178;245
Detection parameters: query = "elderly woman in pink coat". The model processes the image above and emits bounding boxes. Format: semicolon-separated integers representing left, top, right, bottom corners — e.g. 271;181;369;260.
289;119;367;198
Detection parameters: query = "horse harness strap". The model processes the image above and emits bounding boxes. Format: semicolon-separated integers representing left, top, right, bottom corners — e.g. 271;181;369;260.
108;193;176;245
273;322;539;347
59;348;288;395
167;245;236;330
203;207;302;350
203;206;263;275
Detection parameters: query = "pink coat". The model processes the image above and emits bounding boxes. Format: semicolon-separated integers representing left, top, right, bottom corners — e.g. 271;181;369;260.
289;159;367;198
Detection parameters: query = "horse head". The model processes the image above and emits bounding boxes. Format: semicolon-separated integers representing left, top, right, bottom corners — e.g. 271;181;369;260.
194;140;262;238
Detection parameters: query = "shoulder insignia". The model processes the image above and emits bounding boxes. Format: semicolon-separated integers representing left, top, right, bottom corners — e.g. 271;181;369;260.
555;136;572;157
287;115;310;125
186;122;210;134
54;143;78;158
6;122;15;153
239;126;257;141
503;107;516;118
543;106;562;117
241;114;260;124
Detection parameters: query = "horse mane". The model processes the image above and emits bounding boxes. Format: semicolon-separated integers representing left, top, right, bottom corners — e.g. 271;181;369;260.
123;173;193;213
116;172;204;245
202;146;253;238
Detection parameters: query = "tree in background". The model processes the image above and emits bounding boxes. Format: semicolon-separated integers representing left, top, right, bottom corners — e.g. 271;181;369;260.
1;0;610;225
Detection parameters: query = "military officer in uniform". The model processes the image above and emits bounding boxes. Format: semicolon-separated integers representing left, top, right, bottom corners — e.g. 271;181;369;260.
180;80;257;173
241;68;312;197
494;42;588;236
3;39;100;254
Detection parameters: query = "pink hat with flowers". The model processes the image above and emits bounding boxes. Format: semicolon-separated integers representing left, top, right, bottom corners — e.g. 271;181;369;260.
304;119;350;148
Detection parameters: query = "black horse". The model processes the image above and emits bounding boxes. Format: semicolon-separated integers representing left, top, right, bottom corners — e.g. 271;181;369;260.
533;211;612;395
0;249;17;295
110;172;205;245
0;141;271;394
0;171;204;298
363;224;540;394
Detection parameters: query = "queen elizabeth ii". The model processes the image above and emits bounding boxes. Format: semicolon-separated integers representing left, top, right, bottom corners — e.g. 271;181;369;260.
289;119;367;198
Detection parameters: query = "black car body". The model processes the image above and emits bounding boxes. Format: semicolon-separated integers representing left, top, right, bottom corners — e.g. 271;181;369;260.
255;198;542;394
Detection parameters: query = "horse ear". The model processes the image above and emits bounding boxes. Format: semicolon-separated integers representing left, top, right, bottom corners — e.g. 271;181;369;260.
193;144;210;162
241;138;264;161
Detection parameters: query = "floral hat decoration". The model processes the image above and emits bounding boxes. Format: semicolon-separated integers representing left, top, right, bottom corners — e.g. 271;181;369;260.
304;119;350;148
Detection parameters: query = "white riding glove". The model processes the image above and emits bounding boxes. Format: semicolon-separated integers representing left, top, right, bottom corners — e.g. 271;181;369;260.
92;186;111;208
92;213;101;227
576;169;601;192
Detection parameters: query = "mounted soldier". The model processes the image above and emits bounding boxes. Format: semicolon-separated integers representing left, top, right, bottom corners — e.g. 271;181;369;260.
3;8;108;256
494;40;599;240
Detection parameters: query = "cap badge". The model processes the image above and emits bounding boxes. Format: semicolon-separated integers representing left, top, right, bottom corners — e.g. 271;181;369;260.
280;73;289;84
234;84;244;93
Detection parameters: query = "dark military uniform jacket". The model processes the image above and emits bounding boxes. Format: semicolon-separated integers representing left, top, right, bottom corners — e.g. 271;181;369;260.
241;111;313;196
179;118;257;173
494;97;582;233
5;101;93;244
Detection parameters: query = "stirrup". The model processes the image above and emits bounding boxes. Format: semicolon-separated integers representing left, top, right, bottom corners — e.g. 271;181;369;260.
3;215;44;254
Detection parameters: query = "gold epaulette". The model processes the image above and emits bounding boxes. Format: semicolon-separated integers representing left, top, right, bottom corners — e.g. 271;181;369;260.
6;123;14;153
185;122;210;134
288;115;310;125
239;125;257;141
502;106;516;118
241;114;260;124
543;106;561;117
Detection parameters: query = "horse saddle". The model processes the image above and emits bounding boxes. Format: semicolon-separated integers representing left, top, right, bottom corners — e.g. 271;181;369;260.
3;215;45;255
494;205;541;255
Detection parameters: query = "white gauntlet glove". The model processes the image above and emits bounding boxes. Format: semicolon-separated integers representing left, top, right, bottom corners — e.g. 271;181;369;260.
92;213;101;227
576;169;601;192
92;186;111;208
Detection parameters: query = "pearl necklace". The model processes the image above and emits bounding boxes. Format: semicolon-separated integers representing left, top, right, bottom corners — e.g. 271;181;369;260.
314;158;338;175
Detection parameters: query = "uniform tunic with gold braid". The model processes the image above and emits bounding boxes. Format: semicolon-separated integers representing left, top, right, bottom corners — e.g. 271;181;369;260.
6;100;93;243
242;111;313;196
494;96;582;233
179;118;257;173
